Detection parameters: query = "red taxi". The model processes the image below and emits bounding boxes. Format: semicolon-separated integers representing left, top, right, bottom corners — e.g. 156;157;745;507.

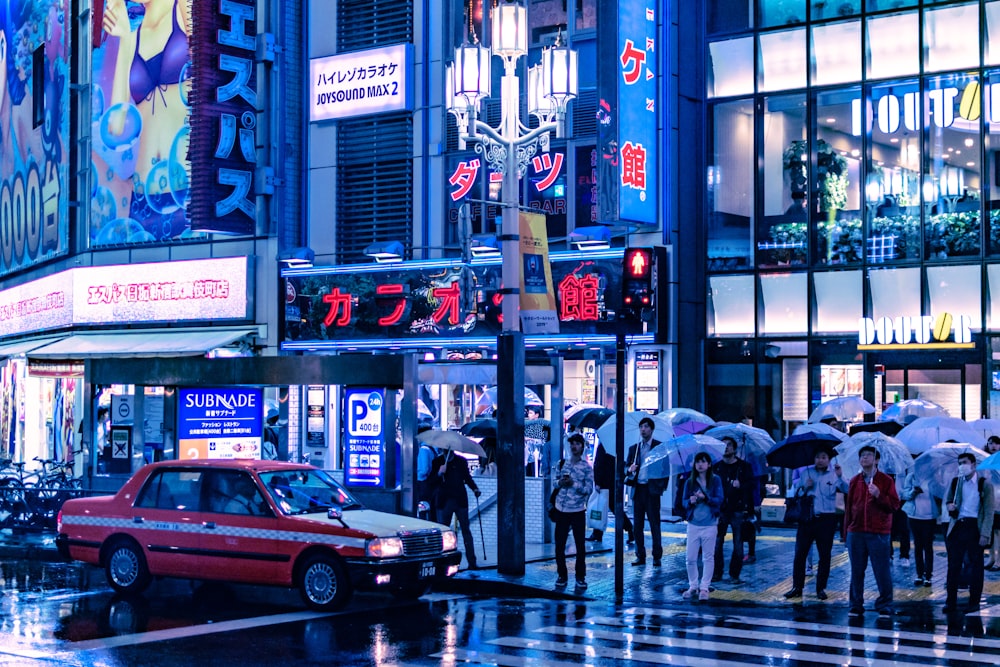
56;460;461;610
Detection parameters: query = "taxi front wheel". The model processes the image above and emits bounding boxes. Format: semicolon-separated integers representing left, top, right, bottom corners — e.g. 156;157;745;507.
298;554;351;611
104;538;151;594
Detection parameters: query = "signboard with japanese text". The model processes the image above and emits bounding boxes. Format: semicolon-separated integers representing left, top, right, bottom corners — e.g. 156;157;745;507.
310;44;413;121
634;350;660;413
177;388;264;460
597;0;658;226
519;212;558;334
282;251;635;346
189;0;258;235
344;388;386;488
0;257;249;337
0;0;70;277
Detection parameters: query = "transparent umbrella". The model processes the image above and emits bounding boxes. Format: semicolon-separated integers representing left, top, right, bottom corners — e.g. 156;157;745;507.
703;423;775;475
836;432;914;479
644;434;727;477
476;386;543;410
880;399;950;424
895;416;986;456
912;443;989;500
792;422;849;442
968;418;1000;439
656;408;716;436
808;396;875;423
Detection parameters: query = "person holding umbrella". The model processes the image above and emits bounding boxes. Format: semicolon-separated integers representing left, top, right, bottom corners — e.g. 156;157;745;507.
943;452;995;614
844;445;901;618
432;448;482;570
985;435;1000;571
552;433;595;589
783;445;847;601
681;452;723;601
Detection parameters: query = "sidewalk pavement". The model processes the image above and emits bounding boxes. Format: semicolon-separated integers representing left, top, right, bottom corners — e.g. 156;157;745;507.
10;522;998;613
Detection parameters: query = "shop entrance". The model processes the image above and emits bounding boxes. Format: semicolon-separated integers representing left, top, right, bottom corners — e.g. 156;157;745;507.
879;364;981;420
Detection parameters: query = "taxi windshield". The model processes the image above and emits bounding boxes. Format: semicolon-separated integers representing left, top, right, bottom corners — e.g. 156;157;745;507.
259;469;363;515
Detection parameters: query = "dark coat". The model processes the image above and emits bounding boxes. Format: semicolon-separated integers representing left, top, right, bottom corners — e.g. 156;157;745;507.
712;457;754;513
625;439;665;495
431;452;479;509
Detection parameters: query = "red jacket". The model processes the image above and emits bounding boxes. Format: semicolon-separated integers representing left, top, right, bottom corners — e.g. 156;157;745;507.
844;470;900;535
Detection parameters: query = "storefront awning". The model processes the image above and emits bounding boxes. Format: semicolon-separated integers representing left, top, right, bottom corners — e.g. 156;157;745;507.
0;336;68;360
26;328;259;360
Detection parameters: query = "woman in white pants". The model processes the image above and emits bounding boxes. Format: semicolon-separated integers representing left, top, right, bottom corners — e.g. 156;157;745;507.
682;452;724;600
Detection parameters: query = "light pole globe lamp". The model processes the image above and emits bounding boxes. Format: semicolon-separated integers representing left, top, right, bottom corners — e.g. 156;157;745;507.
492;0;527;61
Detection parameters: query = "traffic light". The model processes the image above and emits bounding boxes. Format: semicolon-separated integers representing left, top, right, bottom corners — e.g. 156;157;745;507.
622;247;654;321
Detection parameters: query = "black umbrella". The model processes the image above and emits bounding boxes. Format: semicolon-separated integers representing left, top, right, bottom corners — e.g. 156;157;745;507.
767;432;842;469
460;419;498;439
566;407;615;431
848;421;903;437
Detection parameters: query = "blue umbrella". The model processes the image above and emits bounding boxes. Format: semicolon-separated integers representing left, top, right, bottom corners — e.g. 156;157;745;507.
644;434;727;477
981;451;1000;472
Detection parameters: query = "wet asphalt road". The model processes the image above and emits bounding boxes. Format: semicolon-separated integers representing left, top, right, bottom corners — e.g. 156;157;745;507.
3;558;1000;666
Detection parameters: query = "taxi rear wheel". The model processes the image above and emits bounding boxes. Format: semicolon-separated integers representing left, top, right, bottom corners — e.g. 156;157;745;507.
298;554;351;611
104;538;151;594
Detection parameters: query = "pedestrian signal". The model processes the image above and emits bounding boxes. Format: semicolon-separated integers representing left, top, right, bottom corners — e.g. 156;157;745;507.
622;247;654;321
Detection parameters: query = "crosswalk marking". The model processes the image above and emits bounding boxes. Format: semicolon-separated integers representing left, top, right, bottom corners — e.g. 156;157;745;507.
428;606;999;666
537;625;938;667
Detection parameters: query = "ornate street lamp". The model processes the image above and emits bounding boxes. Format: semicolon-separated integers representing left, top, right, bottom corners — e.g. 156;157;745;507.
446;0;577;574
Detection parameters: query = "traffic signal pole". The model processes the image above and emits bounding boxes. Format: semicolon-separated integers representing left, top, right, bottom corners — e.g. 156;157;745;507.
614;322;626;603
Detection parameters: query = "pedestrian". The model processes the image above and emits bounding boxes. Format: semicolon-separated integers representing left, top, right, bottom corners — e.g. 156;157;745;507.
844;445;901;618
432;450;481;570
587;439;634;543
262;406;279;460
711;437;754;584
682;452;723;601
890;473;911;567
625;417;666;566
552;433;595;590
985;436;1000;571
742;473;766;563
783;448;848;601
943;453;996;614
415;426;438;519
900;465;938;587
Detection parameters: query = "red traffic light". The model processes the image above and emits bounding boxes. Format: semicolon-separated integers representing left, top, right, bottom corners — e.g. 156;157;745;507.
625;248;651;278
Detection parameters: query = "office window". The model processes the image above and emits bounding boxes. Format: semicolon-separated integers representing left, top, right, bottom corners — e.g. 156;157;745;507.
928;264;982;330
869;267;920;321
760;272;808;335
708;274;756;335
925;3;980;74
759;28;807;92
814;270;863;334
812;20;861;87
708;99;755;271
708;37;754;98
867;12;919;80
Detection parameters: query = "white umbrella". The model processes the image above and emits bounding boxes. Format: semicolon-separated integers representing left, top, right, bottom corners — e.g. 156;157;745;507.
880;399;950;424
808;396;875;423
836;432;914;479
912;443;989;499
792;422;849;442
968;418;1000;439
596;412;673;453
417;430;487;457
895;416;986;455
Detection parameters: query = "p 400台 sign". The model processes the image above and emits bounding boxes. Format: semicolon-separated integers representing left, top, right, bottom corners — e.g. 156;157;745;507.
310;44;413;122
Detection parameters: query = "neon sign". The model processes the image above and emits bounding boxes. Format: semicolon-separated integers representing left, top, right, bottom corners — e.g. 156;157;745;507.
858;312;974;350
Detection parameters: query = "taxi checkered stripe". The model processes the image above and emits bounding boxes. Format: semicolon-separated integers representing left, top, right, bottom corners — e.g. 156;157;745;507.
61;515;368;550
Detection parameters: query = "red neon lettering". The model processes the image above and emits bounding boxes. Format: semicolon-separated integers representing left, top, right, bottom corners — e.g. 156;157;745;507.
376;283;407;326
322;288;353;326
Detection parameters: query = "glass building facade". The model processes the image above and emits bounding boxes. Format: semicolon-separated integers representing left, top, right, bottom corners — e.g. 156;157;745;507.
701;1;1000;431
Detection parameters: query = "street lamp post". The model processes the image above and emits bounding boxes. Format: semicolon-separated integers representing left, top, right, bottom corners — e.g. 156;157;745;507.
446;0;576;574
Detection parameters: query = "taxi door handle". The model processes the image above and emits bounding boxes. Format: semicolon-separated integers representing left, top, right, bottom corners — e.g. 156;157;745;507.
203;521;216;529
133;516;143;524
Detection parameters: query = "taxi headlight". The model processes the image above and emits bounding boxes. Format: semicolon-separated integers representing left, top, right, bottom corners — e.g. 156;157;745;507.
367;537;404;558
442;529;458;552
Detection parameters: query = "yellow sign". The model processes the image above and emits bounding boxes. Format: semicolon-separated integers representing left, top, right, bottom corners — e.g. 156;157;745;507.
519;212;559;334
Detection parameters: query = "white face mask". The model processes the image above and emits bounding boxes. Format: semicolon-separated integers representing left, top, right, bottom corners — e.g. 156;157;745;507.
957;463;972;477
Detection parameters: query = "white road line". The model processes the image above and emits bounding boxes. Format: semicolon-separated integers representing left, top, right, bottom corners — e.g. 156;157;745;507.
491;635;799;667
686;626;989;662
534;625;937;667
615;607;1000;650
63;610;332;652
430;647;593;667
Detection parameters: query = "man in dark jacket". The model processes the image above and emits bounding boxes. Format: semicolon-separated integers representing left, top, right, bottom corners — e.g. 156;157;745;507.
845;445;901;618
712;437;754;583
625;417;664;566
432;450;481;570
587;440;634;543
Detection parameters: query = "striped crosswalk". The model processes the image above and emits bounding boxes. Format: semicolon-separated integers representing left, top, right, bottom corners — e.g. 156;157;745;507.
427;605;1000;665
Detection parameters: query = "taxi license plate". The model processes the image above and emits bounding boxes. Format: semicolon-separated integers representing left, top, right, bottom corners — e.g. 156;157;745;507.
419;562;435;578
